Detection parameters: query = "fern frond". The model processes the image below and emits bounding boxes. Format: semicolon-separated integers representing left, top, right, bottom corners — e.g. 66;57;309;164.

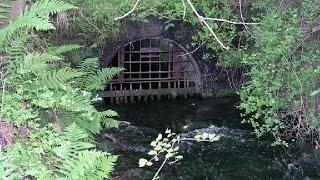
100;110;119;128
0;0;75;48
0;155;21;180
102;118;119;128
57;109;102;134
39;68;85;89
56;150;117;180
7;40;25;59
78;57;100;73
0;3;11;10
50;88;92;112
0;3;11;24
101;109;119;117
75;58;123;91
26;0;75;17
54;124;117;179
19;52;61;74
62;123;91;142
84;67;124;91
47;44;82;56
57;109;119;134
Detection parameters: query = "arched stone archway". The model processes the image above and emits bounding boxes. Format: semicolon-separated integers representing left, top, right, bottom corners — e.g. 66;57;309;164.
100;38;202;99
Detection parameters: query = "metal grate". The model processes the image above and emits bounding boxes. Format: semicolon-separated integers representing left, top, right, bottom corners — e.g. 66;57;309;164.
102;38;200;98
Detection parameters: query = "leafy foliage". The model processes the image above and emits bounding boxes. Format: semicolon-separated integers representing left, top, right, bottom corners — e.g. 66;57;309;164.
139;129;220;179
47;44;82;55
0;0;75;48
76;57;124;91
54;124;117;179
1;123;117;179
65;0;239;54
238;1;320;144
0;2;11;25
0;0;121;179
0;155;21;180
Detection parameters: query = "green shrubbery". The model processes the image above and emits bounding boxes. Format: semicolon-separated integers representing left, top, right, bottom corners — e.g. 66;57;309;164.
238;1;320;145
0;0;121;179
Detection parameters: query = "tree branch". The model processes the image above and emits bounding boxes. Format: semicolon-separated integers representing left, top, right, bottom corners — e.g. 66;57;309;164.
152;157;168;180
239;0;255;37
203;17;259;25
178;41;206;57
115;0;141;20
181;0;186;19
115;0;260;50
185;0;229;50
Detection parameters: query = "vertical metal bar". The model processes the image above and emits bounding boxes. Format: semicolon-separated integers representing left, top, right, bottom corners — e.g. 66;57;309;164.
129;44;132;79
139;40;142;79
119;50;124;88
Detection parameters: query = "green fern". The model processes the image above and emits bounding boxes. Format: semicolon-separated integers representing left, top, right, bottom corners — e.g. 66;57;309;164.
39;68;85;89
85;67;123;91
100;109;119;128
17;52;61;74
1;1;119;179
0;156;21;180
0;0;75;48
0;3;11;25
47;44;82;56
56;108;119;134
54;124;117;179
7;40;25;59
78;58;100;72
57;110;102;134
76;58;124;91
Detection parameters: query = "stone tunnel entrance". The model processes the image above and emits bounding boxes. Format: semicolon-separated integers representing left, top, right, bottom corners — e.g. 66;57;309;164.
101;38;202;102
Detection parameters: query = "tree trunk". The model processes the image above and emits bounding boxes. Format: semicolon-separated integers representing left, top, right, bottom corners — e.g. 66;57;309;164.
7;0;30;22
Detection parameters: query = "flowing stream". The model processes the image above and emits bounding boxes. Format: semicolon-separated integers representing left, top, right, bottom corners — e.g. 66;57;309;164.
96;97;320;180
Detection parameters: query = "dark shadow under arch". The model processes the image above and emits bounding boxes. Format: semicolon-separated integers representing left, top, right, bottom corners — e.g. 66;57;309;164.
101;38;202;99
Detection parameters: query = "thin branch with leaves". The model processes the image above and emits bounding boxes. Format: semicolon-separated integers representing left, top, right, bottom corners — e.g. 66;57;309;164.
139;129;220;180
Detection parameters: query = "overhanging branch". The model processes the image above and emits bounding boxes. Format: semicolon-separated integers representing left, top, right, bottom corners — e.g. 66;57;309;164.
115;0;260;50
115;0;141;21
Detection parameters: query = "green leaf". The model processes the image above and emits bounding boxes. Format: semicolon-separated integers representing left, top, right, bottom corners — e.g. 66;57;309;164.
150;141;157;147
139;158;148;167
146;161;153;166
148;150;157;155
176;155;183;160
201;133;209;140
156;133;163;142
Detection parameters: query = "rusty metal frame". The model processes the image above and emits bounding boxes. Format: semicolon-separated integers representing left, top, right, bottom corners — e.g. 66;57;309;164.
103;38;201;98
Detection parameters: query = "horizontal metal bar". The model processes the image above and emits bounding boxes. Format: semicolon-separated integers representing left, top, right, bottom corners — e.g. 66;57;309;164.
100;88;199;97
124;50;183;53
108;77;196;82
121;60;191;64
122;71;195;74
